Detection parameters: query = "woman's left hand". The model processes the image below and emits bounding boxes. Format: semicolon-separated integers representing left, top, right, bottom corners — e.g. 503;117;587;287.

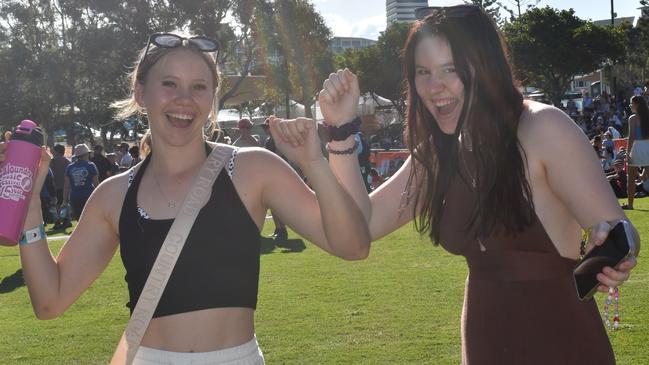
269;116;324;169
586;221;638;292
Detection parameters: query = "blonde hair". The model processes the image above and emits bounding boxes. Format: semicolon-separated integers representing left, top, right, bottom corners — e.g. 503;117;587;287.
111;31;220;139
139;129;152;157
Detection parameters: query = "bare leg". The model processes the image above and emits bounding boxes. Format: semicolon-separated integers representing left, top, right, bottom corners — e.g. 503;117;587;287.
627;167;638;209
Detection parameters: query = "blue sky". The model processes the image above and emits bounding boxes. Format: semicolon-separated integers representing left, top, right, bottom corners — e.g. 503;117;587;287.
312;0;644;40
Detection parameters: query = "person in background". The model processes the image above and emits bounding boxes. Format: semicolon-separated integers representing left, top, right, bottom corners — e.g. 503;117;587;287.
566;97;577;116
606;157;627;198
40;168;56;224
624;95;649;209
106;153;120;176
635;167;649;198
128;145;141;167
91;145;114;182
356;131;372;192
50;144;72;229
261;117;288;241
233;118;261;147
602;132;615;170
118;142;133;171
50;144;70;208
592;134;604;162
368;168;384;190
64;143;99;220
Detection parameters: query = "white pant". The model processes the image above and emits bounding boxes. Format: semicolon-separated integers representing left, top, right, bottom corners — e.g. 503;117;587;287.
132;336;265;365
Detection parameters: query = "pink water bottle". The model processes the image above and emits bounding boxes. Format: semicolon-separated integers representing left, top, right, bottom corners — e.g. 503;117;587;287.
0;120;44;246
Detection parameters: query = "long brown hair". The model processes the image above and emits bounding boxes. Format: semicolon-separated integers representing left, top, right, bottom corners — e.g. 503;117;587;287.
403;7;534;243
631;95;649;138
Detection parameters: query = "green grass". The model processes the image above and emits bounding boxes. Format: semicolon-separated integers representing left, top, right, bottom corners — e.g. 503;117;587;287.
0;201;647;364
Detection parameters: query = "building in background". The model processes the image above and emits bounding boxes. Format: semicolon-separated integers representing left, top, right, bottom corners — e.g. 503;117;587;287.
386;0;428;24
330;37;377;54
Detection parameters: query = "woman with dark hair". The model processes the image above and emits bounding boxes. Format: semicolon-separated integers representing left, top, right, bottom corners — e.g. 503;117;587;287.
623;95;649;209
276;5;638;364
128;144;142;167
1;30;370;364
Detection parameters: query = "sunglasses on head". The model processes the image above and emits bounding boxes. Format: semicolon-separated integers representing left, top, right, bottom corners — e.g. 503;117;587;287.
415;5;480;20
142;33;220;63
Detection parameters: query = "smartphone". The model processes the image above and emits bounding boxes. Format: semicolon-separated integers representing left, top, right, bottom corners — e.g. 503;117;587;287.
573;221;635;301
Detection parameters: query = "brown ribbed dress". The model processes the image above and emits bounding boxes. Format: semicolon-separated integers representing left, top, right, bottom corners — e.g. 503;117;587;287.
438;168;615;365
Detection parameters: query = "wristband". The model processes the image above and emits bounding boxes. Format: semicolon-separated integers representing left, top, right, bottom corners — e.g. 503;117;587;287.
326;139;359;155
324;116;361;142
19;223;46;246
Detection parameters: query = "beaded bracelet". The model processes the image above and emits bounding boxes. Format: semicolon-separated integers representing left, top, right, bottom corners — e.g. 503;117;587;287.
603;287;620;330
326;140;359;155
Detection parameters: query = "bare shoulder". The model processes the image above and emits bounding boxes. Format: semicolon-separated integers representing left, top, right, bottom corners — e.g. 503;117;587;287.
87;168;131;221
518;100;588;150
231;146;285;174
96;168;131;197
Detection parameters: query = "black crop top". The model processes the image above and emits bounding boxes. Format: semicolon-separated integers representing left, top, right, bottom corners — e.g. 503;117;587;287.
118;145;261;318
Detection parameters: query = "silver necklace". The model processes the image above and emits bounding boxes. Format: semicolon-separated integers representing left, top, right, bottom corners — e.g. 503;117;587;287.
152;169;177;208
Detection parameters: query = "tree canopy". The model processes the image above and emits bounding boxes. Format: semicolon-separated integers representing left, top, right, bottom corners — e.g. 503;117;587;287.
336;22;410;118
502;6;625;106
0;0;334;145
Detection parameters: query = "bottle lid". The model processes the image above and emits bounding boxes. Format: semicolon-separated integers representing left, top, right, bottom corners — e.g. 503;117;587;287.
11;120;44;146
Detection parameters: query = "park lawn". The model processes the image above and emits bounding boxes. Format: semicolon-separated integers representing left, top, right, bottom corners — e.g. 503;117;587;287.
0;200;646;364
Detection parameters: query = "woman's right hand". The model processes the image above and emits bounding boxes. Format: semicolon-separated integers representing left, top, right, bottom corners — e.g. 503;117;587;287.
318;68;360;126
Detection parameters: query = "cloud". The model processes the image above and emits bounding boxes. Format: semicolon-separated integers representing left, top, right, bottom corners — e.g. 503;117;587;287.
349;15;385;40
322;13;386;40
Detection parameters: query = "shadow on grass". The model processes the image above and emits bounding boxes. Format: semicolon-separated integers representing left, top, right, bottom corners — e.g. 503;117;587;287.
260;237;306;254
0;269;25;293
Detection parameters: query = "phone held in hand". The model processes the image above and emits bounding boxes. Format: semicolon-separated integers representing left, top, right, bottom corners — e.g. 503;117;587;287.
573;221;635;301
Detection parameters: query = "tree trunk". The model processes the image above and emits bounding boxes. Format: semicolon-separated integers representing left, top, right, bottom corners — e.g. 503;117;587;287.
285;93;290;119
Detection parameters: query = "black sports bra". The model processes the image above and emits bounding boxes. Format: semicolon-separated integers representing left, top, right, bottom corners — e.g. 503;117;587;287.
118;145;261;318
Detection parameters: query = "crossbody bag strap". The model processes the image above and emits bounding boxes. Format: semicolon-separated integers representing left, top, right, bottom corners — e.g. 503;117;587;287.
110;143;235;365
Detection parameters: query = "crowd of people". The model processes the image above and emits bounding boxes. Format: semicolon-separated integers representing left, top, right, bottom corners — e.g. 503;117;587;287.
559;90;649;209
33;139;150;229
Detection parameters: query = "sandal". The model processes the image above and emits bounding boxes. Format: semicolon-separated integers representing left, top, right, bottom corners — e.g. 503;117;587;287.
621;204;633;210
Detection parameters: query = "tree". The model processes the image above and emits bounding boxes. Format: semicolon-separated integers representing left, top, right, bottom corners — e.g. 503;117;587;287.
503;7;625;106
0;0;261;143
336;22;410;119
499;0;540;19
468;0;513;24
622;2;649;85
272;0;334;118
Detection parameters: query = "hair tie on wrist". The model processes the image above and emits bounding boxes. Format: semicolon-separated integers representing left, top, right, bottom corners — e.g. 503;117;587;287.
324;117;361;142
326;140;359;155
